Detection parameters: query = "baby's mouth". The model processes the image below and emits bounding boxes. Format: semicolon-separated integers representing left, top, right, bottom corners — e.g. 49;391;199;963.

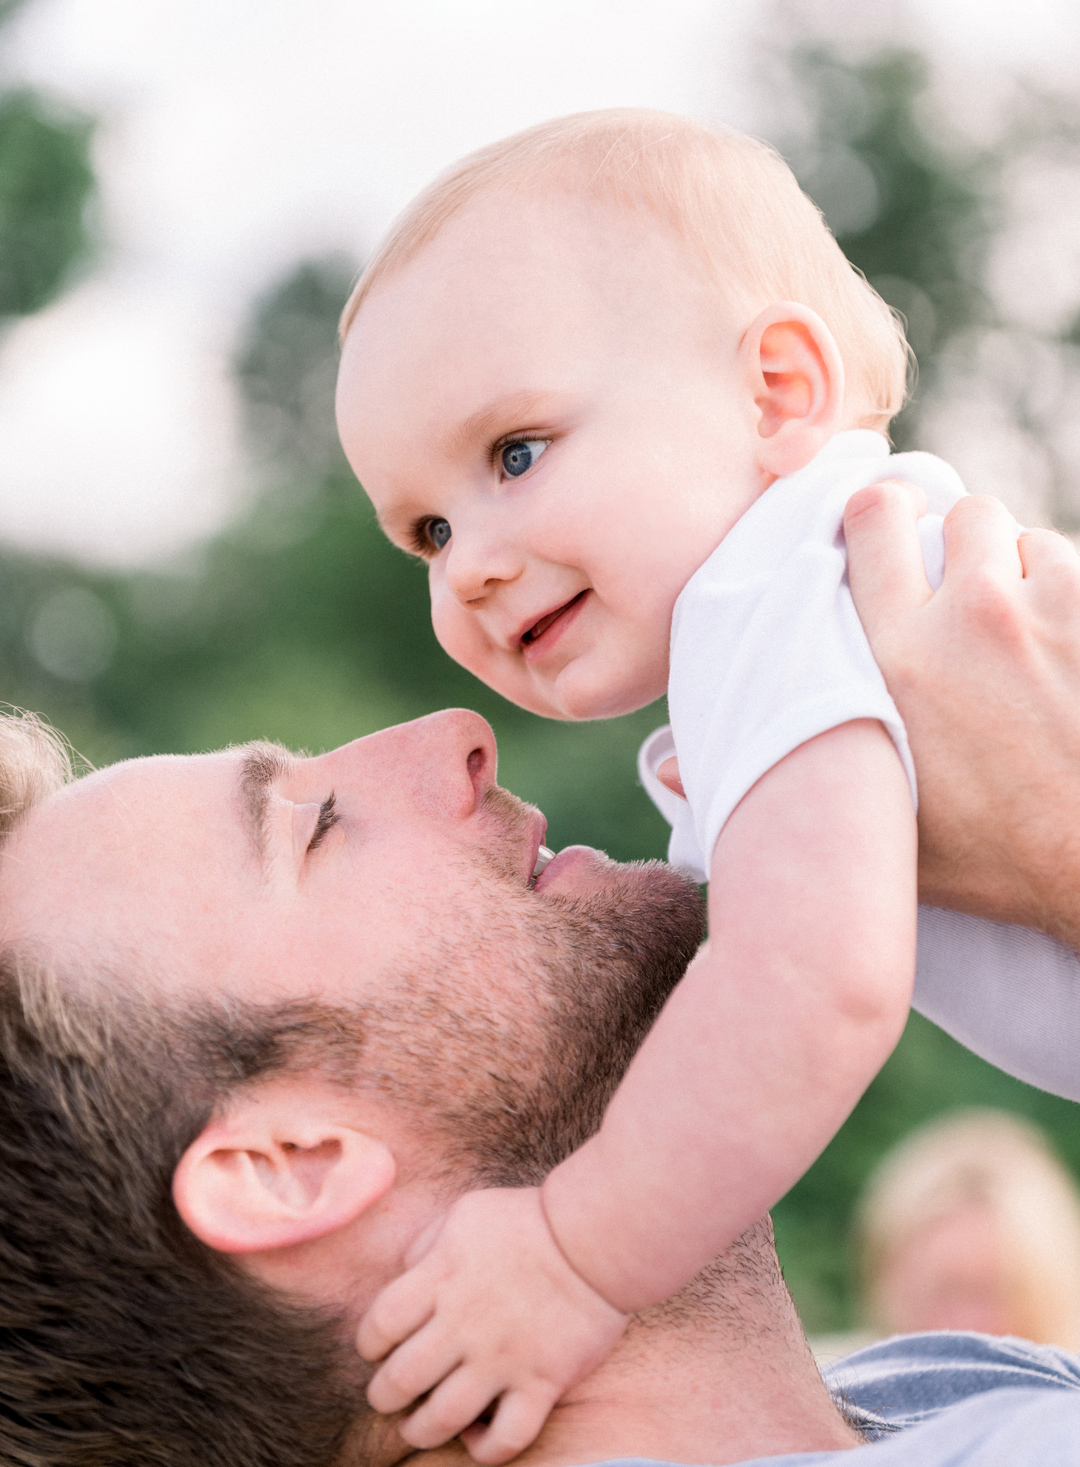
521;591;587;647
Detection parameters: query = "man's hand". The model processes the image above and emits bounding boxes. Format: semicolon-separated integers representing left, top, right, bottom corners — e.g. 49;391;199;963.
844;482;1080;946
358;1186;629;1465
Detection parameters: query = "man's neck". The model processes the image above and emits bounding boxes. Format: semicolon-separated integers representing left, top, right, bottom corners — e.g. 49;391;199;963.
413;1238;861;1467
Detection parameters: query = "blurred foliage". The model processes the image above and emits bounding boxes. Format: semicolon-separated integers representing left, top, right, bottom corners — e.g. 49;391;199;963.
0;89;94;315
780;47;996;446
0;0;95;319
0;20;1077;1338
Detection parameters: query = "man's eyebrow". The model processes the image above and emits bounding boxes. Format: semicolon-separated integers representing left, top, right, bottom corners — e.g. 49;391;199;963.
237;742;295;863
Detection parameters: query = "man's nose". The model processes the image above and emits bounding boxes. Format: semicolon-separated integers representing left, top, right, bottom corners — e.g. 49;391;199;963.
443;521;524;607
331;709;498;819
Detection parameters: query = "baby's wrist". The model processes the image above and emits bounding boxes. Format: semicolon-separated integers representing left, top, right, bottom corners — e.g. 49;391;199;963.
540;1167;647;1315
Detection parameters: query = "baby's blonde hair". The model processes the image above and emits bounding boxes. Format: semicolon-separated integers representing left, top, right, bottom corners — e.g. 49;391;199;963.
339;109;910;433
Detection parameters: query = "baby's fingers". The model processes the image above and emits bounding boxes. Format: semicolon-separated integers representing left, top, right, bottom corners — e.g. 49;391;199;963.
397;1365;499;1451
357;1268;438;1363
462;1386;558;1465
366;1322;461;1416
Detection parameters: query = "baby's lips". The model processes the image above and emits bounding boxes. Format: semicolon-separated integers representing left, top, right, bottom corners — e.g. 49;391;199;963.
656;756;686;800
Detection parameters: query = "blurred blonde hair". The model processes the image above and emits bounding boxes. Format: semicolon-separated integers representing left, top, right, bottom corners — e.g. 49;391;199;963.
339;109;910;434
0;707;74;844
856;1109;1080;1350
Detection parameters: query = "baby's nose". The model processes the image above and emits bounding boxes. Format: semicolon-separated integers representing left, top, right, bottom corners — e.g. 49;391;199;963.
444;530;524;605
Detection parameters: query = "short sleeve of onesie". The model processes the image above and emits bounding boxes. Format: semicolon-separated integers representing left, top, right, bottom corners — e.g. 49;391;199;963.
638;431;1080;1108
650;429;965;879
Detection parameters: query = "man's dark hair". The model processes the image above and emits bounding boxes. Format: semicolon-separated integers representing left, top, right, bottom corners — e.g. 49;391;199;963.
0;954;366;1467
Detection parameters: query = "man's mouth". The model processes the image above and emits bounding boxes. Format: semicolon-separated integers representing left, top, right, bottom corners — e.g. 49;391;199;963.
520;591;587;649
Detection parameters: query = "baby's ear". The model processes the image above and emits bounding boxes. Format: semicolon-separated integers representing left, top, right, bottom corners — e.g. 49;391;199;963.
740;303;845;478
172;1082;396;1254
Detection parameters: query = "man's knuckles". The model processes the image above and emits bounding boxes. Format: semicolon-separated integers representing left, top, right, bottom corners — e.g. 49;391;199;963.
954;566;1031;649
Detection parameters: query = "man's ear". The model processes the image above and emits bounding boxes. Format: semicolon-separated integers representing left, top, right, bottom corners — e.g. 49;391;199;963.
740;302;845;478
172;1083;396;1255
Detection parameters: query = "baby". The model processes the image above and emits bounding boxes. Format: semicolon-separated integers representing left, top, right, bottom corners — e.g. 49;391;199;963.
334;110;1080;1462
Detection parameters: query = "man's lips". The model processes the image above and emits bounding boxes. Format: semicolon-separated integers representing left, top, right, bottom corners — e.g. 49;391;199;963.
519;591;588;658
532;844;613;894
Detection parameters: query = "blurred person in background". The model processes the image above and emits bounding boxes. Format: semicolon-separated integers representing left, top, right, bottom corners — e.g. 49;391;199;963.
856;1109;1080;1349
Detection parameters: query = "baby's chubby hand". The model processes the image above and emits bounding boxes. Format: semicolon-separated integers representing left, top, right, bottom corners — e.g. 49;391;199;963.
358;1187;630;1464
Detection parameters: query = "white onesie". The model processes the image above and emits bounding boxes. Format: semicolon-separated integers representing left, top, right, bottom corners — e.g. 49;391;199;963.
639;428;1080;1105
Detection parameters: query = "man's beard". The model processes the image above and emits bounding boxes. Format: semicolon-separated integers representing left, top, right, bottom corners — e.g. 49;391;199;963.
349;832;706;1188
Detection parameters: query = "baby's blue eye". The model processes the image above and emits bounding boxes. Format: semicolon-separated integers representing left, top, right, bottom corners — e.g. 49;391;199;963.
500;439;548;478
427;518;451;551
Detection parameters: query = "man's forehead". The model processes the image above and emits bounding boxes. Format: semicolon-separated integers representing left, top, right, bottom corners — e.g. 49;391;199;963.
9;748;250;870
0;743;291;961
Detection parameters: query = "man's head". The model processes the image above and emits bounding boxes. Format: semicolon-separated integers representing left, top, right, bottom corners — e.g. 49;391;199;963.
336;109;909;721
0;706;705;1465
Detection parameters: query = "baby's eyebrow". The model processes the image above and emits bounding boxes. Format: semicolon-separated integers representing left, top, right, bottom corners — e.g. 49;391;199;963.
237;742;295;865
445;389;559;456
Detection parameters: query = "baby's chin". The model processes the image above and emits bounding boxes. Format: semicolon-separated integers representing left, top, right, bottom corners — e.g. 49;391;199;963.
533;664;666;722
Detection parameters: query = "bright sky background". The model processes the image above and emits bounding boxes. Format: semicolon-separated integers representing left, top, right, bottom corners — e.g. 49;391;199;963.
0;0;1078;565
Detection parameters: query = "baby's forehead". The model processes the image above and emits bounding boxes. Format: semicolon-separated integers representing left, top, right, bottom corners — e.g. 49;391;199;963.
342;193;727;427
360;188;717;336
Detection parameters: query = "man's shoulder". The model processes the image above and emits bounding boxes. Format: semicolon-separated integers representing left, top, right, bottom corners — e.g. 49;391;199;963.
583;1333;1080;1467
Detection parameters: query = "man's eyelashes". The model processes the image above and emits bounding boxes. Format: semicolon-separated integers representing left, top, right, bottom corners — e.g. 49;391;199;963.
308;793;340;852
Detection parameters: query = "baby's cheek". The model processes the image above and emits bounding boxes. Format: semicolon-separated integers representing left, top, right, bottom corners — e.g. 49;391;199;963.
430;596;526;703
431;595;488;675
560;633;668;720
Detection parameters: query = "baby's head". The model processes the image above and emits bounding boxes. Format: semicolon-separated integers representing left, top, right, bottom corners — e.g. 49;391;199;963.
336;109;908;720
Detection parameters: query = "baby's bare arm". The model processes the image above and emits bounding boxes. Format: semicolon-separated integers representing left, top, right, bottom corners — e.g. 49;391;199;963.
542;719;916;1312
845;486;1080;948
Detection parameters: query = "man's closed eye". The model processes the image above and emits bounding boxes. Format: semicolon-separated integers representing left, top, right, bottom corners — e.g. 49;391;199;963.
308;794;340;852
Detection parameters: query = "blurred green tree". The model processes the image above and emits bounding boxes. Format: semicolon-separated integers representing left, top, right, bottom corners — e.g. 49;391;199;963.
0;0;95;318
0;88;94;315
778;46;996;445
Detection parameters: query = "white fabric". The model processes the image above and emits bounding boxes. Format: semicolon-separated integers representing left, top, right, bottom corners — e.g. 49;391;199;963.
639;429;1080;1104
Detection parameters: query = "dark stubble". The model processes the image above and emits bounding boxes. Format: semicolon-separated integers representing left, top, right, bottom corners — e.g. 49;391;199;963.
346;796;707;1188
